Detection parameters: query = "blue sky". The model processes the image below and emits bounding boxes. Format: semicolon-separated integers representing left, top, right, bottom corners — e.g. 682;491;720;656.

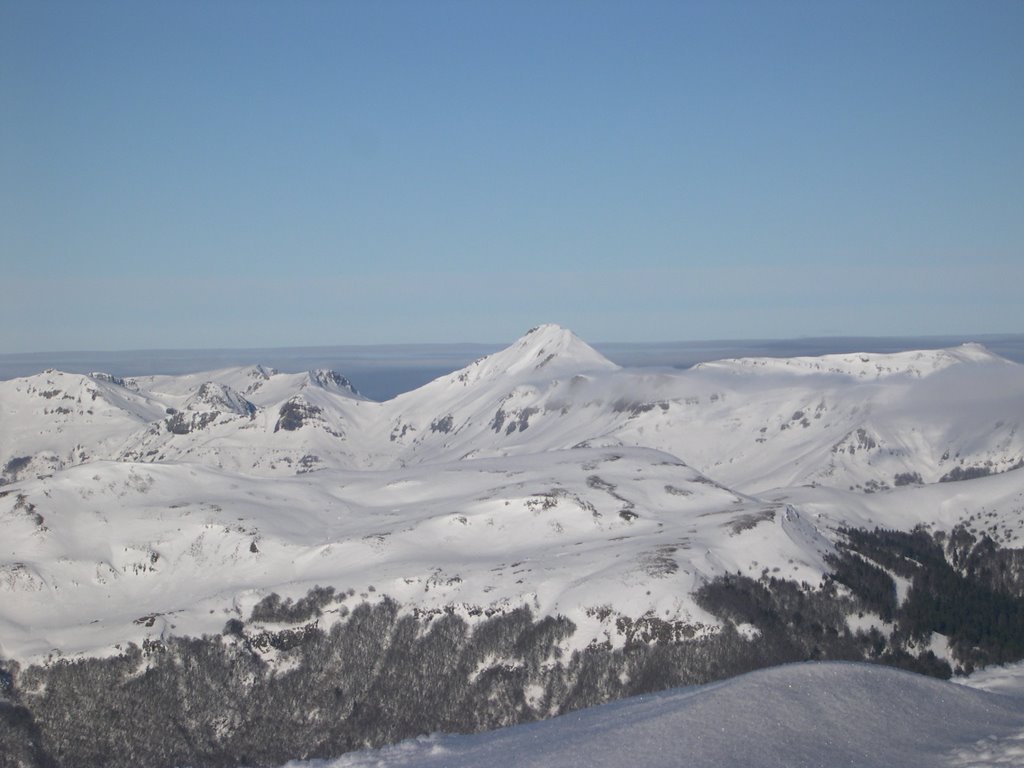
2;0;1022;352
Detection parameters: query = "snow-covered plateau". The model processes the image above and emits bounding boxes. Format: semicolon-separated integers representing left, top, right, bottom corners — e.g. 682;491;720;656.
3;324;1024;767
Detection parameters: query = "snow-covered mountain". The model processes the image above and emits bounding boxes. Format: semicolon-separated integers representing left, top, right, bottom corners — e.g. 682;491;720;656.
3;323;1024;663
4;324;1024;768
0;369;167;483
4;324;1022;488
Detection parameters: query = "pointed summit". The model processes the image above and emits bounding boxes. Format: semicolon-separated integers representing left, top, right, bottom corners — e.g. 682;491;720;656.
453;324;618;385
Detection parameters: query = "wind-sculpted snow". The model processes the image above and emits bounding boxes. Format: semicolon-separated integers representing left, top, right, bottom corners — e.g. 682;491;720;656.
285;662;1024;768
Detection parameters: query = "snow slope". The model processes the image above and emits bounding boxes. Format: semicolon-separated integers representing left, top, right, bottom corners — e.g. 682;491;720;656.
281;662;1024;768
2;324;1024;663
0;369;166;482
0;448;817;659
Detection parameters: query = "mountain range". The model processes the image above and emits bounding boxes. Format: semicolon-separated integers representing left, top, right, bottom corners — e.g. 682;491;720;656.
3;323;1023;659
3;324;1024;767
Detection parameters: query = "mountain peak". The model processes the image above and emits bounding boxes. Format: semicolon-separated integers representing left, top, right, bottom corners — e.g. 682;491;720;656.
305;369;361;397
185;382;257;416
89;371;136;389
457;325;618;384
523;322;572;339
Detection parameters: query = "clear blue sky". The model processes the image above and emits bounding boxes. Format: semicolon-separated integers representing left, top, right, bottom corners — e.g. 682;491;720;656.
2;0;1022;352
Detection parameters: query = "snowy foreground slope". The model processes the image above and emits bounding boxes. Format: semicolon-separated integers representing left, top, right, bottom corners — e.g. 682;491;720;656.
284;662;1024;768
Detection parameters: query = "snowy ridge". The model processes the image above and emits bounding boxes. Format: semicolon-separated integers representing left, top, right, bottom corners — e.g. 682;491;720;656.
695;342;1009;379
0;369;166;483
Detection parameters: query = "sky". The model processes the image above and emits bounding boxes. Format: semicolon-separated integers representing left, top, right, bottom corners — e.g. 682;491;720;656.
2;0;1022;353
